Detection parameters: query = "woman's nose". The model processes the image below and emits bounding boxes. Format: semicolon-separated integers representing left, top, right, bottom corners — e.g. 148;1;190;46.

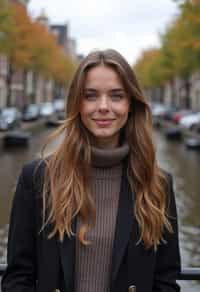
98;96;109;111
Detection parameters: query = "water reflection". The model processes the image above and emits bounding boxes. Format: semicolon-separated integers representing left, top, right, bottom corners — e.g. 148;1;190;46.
154;130;200;290
0;127;58;264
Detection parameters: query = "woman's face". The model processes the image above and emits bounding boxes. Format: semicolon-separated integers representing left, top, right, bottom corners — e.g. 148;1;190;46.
79;65;130;149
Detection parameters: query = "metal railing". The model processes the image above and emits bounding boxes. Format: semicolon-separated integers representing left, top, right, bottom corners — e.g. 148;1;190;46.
0;264;200;281
177;268;200;281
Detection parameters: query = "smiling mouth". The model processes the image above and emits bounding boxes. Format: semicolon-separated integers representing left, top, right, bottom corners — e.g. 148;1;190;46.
93;119;115;125
93;119;116;121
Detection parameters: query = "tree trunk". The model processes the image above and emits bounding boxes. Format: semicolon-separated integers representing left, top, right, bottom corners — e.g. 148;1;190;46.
22;69;28;110
184;78;191;109
31;71;37;104
6;61;13;107
169;79;175;107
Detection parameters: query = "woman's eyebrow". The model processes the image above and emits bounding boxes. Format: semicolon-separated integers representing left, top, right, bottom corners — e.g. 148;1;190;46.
85;88;97;92
84;88;125;92
110;88;125;93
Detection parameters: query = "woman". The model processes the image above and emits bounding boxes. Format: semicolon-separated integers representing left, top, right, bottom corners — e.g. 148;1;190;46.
1;49;181;292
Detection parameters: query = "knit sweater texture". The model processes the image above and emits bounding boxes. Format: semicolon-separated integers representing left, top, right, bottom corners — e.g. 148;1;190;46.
75;143;129;292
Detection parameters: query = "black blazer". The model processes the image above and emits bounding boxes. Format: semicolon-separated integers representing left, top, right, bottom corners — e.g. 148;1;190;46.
1;159;181;292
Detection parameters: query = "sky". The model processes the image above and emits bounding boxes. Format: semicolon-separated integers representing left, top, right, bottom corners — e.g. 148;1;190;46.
28;0;179;65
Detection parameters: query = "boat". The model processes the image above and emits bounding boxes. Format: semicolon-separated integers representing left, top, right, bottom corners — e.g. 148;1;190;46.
3;131;31;147
185;138;200;150
45;117;61;127
164;127;183;140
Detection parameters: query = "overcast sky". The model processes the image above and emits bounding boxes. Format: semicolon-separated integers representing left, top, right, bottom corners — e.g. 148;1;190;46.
28;0;179;65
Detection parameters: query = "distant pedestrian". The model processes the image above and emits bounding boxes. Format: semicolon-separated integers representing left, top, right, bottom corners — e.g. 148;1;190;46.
2;49;181;292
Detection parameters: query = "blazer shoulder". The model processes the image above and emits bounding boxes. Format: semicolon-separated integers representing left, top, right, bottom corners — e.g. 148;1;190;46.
22;158;43;177
21;158;46;193
159;168;174;195
159;167;173;180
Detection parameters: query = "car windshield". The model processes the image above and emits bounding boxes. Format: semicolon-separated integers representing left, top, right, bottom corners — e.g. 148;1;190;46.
2;109;15;117
27;105;38;111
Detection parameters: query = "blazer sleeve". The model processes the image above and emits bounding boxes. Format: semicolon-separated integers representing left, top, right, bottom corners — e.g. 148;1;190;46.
1;164;37;292
153;173;181;292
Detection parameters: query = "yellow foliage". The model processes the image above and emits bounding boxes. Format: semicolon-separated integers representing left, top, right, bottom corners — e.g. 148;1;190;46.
134;0;200;87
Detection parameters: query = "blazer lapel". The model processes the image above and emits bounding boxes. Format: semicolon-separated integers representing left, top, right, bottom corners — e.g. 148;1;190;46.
58;219;76;290
110;161;135;284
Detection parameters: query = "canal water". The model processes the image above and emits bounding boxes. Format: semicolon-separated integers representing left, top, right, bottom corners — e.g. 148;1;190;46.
0;126;199;291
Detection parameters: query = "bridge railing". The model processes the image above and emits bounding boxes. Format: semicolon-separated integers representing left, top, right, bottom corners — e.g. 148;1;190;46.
1;264;200;281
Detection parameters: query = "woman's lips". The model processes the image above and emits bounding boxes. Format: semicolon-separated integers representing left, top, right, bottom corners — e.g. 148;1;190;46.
93;119;115;126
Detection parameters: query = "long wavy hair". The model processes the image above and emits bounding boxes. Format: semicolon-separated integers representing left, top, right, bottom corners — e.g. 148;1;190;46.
40;49;173;249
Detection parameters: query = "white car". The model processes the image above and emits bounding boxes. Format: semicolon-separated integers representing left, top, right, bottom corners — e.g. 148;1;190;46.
39;102;55;117
179;112;200;129
0;107;21;131
53;99;65;112
151;103;166;117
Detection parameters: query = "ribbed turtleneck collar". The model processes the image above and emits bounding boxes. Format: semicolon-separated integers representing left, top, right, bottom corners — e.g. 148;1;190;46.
91;142;129;168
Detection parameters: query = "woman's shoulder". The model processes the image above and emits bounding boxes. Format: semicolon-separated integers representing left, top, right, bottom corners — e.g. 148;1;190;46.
21;157;48;192
159;167;173;182
22;158;45;176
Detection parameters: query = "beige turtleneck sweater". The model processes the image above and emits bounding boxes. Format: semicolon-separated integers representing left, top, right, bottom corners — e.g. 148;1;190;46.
75;143;129;292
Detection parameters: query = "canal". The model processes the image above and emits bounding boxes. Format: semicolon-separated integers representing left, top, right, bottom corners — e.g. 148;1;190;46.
0;125;199;291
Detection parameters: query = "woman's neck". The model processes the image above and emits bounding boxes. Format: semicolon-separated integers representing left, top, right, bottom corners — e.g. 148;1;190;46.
90;134;120;150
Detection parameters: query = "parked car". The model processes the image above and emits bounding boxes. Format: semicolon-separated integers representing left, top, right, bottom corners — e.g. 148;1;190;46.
162;106;179;121
171;109;193;124
179;112;200;129
22;104;40;122
0;107;21;131
53;99;65;120
151;103;166;118
151;103;179;121
193;121;200;133
53;99;65;112
39;102;55;118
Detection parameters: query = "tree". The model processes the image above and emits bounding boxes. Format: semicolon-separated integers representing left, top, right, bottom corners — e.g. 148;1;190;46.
134;48;165;88
0;0;14;53
0;2;33;106
29;21;77;100
1;1;77;106
133;0;200;107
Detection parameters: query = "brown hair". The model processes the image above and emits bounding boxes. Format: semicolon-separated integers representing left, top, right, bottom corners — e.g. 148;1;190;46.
41;49;172;248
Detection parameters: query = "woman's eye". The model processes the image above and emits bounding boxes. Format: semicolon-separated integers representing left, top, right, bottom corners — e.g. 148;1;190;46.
111;94;123;100
85;94;97;100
